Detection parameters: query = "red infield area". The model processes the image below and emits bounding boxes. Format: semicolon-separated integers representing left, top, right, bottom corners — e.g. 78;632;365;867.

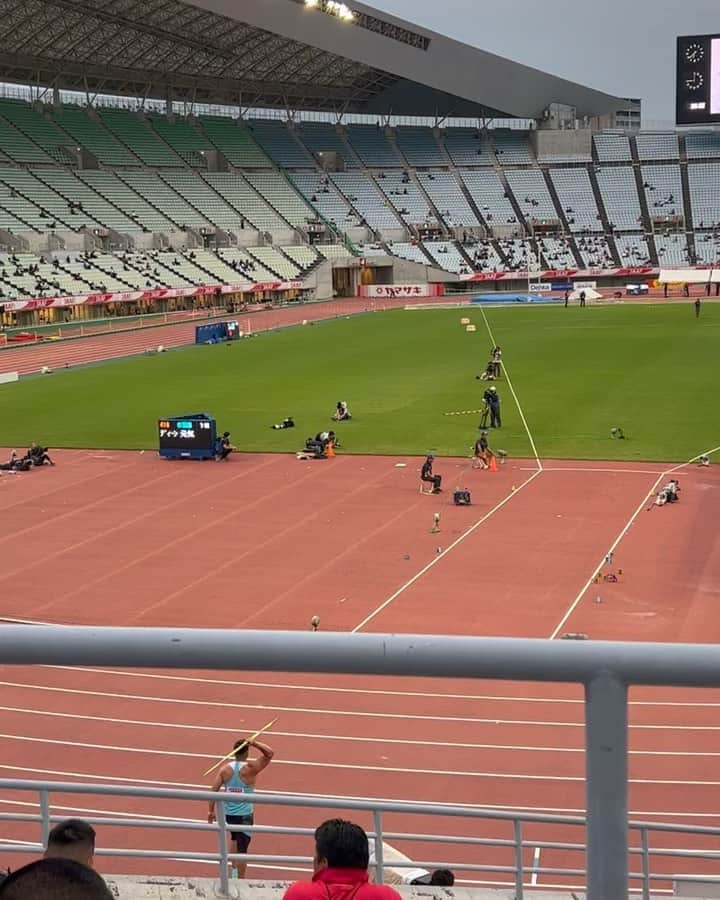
1;448;719;892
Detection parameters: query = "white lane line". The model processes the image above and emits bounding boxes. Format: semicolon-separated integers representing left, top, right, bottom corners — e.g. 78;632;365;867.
530;846;541;886
519;466;669;475
35;666;720;708
3;705;720;757
351;469;543;632
478;304;542;470
549;442;720;639
0;732;718;786
0;767;714;821
3;680;720;730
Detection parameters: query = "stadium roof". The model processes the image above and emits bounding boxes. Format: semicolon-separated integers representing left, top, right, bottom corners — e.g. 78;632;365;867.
0;0;624;119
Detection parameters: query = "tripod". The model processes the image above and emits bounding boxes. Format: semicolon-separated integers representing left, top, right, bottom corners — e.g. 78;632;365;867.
479;402;490;430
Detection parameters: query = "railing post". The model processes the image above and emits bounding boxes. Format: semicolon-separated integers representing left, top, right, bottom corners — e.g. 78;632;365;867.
513;819;524;900
39;789;50;849
373;809;385;884
216;801;231;896
640;826;650;900
585;673;628;900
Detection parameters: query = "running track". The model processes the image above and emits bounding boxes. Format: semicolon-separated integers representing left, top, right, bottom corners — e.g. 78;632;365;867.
0;449;719;893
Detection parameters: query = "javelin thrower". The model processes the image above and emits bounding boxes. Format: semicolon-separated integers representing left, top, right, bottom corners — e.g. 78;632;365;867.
207;719;277;879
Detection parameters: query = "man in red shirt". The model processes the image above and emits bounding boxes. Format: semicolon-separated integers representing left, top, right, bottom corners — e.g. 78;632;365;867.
283;819;401;900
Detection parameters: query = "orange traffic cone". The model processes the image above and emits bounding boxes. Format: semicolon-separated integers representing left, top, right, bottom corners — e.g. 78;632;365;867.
326;442;335;458
488;455;498;472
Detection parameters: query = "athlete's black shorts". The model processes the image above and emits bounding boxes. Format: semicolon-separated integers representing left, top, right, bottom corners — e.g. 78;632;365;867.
226;814;254;853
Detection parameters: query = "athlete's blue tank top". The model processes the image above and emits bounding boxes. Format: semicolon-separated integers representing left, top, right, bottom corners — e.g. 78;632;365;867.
225;761;254;817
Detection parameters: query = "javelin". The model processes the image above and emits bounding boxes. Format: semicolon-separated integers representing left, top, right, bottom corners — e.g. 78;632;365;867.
203;717;278;777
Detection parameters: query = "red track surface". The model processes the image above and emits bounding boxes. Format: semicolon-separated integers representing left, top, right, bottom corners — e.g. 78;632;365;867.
1;449;719;892
0;298;415;376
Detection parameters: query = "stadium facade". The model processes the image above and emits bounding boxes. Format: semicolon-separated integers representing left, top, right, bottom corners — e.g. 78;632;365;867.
0;0;715;322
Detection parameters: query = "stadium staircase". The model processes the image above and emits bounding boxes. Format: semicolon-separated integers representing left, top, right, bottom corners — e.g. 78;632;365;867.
678;136;698;263
493;166;528;234
585;162;622;266
539;169;584;267
629;135;659;265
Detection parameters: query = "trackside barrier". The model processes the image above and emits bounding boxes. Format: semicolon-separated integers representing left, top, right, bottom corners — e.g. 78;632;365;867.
3;627;720;898
4;782;720;898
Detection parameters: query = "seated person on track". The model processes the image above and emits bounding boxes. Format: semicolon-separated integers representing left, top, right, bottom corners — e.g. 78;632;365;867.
420;454;442;493
331;401;351;421
214;431;237;462
25;443;55;467
656;479;680;506
473;431;490;469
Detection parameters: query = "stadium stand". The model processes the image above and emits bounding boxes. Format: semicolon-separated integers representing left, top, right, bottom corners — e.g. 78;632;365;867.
198;117;272;168
694;231;720;264
687;163;720;228
595;166;643;230
395;127;446;167
244;172;317;228
614;233;652;265
550;168;604;232
295;122;361;167
202;173;290;233
504;169;558;223
159;171;256;236
423;241;470;273
416;172;480;229
148;115;213;167
316;244;353;260
685;131;720;159
389;241;432;266
536;236;577;269
345;124;403;168
443;128;494;166
77;170;174;232
654;232;690;266
330;172;403;232
374;171;437;229
291;173;362;230
460;170;520;232
51;105;141;167
249;119;315;168
491;129;534;164
640;164;684;220
0;99;75;164
247;246;302;279
117;171;212;230
33;168;140;235
575;235;615;268
635;132;680;160
98;109;183;167
593;133;633;163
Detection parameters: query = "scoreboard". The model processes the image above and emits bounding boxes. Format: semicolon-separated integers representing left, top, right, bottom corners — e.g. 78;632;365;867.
677;34;720;125
158;414;217;459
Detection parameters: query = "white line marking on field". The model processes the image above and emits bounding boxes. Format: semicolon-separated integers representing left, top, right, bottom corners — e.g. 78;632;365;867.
549;443;720;639
530;846;541;885
351;469;543;632
36;666;720;708
2;704;719;757
478;304;543;470
0;731;718;785
4;680;720;729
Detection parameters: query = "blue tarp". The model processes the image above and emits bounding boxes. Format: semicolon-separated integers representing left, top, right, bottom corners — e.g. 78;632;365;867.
470;294;560;304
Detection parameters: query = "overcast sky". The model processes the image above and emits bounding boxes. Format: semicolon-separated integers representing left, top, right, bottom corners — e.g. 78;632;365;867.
370;0;719;126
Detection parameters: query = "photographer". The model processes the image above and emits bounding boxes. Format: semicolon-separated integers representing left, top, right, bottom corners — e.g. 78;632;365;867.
331;401;351;421
483;386;501;428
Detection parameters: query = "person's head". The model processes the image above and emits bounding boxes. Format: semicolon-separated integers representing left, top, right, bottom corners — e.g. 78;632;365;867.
489;386;496;392
328;431;336;440
313;818;369;873
427;453;435;461
45;819;96;868
0;858;112;900
223;431;230;438
232;738;249;760
429;869;455;886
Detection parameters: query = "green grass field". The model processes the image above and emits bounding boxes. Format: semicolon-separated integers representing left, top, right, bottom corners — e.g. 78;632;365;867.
2;303;719;461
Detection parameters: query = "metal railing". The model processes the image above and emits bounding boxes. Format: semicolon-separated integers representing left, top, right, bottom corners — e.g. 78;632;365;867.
3;779;720;898
2;626;720;899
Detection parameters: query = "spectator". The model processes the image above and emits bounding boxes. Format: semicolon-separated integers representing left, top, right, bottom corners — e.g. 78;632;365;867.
0;858;112;899
283;819;401;900
45;819;96;868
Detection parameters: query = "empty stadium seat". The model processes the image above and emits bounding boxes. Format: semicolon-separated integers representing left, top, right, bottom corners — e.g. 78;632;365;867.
0;100;74;164
492;130;534;164
595;167;643;230
345;125;403;168
416;172;479;229
395;127;446;167
635;133;680;160
443;128;494;166
330;172;403;231
148;115;213;167
244;172;317;228
199;117;272;167
593;133;632;163
249;119;315;168
687;163;720;228
550;168;603;232
99;109;183;167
